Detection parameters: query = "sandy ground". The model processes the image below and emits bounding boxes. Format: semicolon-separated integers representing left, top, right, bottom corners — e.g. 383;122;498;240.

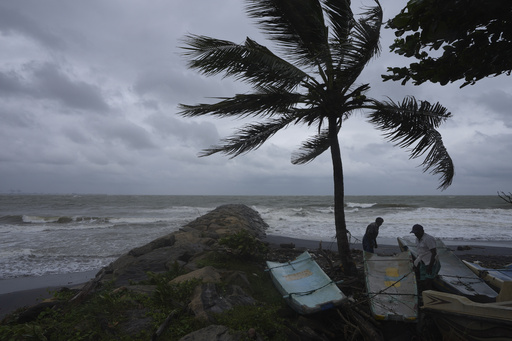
1;235;510;319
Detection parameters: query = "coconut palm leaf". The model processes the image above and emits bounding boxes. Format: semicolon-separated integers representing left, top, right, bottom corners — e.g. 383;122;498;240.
323;0;353;45
368;97;454;189
179;87;304;119
181;35;308;90
291;130;331;164
200;115;295;157
349;4;382;65
333;3;382;86
246;0;330;68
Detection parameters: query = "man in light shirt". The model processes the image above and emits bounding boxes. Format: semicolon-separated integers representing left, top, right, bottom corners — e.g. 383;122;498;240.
410;224;441;291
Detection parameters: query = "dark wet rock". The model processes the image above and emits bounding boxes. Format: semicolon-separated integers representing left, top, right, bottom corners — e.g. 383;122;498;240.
15;299;61;323
280;242;296;249
128;234;176;257
189;283;255;321
223;271;253;295
456;245;471;251
170;266;222;284
118;308;153;335
182;204;268;238
178;325;244;341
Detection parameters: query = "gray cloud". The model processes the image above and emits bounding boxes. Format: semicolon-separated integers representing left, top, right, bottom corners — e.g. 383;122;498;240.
0;62;109;112
0;69;26;95
29;63;110;111
0;4;65;50
477;89;512;126
1;0;511;195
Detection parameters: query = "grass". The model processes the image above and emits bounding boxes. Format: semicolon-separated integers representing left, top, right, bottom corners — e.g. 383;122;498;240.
0;277;210;340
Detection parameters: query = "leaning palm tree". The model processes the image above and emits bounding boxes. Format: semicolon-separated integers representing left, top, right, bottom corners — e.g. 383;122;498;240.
179;0;454;274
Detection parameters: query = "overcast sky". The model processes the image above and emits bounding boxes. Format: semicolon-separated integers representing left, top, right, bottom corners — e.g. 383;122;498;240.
1;0;511;196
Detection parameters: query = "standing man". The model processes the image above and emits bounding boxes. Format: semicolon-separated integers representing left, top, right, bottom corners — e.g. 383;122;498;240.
362;217;384;253
410;224;441;291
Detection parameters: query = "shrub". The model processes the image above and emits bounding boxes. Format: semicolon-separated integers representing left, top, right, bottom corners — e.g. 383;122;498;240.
219;229;268;260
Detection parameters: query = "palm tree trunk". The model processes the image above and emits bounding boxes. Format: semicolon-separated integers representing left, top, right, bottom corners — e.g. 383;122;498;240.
328;117;355;275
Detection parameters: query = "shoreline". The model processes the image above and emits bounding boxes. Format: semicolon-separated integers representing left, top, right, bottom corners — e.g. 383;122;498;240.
262;234;512;256
0;270;98;319
1;235;511;319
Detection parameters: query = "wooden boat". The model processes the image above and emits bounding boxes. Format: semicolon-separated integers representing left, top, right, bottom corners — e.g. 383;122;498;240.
363;251;418;322
422;289;512;341
462;260;512;292
398;237;498;303
266;251;347;314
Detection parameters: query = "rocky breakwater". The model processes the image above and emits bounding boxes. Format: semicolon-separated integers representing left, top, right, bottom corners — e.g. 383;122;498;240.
100;203;267;287
92;204;270;339
4;204;276;340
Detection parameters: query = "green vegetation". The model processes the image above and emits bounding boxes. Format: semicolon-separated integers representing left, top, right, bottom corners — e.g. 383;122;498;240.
384;0;512;87
218;229;269;260
0;278;206;340
215;305;288;341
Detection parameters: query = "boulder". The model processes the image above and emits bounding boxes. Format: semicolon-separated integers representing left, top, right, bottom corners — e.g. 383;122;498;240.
223;271;254;295
170;266;222;285
188;283;255;321
128;234;176;257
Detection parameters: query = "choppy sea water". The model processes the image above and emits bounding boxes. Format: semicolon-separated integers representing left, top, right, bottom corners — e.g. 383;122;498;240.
0;195;511;279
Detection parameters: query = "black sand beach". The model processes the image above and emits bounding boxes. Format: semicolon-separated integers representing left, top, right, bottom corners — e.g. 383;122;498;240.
1;235;511;320
0;270;98;319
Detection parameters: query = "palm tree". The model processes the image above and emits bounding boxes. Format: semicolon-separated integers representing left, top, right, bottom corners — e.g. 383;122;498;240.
179;0;454;275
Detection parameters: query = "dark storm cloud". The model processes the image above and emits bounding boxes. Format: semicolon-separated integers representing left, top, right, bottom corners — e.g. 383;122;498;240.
0;62;109;112
0;4;65;50
145;112;219;148
0;70;25;94
29;63;109;112
1;107;38;129
91;119;157;151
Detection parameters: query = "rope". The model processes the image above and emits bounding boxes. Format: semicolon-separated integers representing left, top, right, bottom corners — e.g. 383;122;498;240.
265;256;311;271
441;274;486;281
330;230;362;247
437;275;489;293
367;270;415;300
284;280;342;298
350;270;417;309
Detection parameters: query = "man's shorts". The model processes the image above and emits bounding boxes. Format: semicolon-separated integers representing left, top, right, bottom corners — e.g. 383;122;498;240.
419;260;441;280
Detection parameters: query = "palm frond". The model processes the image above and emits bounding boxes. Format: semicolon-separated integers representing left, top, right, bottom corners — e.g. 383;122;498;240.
200;115;295;157
291;129;331;164
179;87;304;119
352;3;382;64
332;2;382;85
323;0;353;44
181;35;307;90
368;97;454;189
245;0;330;67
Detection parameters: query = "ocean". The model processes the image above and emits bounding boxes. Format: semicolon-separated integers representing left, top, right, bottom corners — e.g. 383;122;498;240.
0;194;511;280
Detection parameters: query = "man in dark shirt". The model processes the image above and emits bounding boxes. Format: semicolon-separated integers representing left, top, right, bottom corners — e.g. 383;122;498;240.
362;217;384;253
